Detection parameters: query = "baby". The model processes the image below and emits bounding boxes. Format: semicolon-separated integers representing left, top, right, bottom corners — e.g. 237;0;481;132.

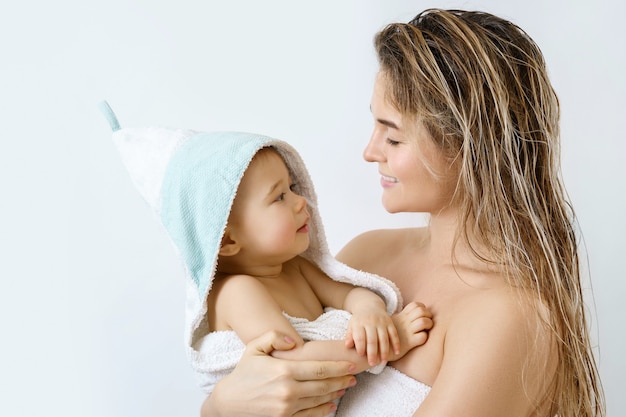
100;102;432;405
208;146;432;370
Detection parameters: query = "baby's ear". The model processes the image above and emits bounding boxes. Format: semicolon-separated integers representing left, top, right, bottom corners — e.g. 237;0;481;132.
218;228;240;257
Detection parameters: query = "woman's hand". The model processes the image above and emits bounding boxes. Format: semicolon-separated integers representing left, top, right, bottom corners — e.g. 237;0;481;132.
201;330;357;417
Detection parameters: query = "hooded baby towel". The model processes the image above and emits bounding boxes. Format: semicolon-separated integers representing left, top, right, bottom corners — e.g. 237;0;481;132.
100;101;402;393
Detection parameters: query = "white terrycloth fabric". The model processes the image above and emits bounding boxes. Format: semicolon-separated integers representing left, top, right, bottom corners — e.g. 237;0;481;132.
195;309;353;417
100;101;402;395
193;308;385;393
111;126;195;216
336;366;431;416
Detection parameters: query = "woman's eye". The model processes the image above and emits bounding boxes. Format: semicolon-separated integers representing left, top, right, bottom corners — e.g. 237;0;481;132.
386;138;400;146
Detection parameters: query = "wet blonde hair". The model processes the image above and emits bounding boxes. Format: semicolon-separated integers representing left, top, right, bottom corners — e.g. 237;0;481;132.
374;9;604;416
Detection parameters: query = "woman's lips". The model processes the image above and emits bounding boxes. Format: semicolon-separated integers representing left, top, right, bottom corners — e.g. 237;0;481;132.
380;174;399;188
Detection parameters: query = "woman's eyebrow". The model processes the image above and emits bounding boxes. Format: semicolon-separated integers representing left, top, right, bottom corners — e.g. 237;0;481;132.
377;118;400;130
370;105;401;130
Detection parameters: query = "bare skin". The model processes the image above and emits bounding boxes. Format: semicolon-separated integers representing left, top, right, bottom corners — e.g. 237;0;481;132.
336;227;554;416
332;72;556;416
201;70;557;417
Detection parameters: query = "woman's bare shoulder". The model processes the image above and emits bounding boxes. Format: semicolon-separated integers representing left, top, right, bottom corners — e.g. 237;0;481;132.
336;227;426;267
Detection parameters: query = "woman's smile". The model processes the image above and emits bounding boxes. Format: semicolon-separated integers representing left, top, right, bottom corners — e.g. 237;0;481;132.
380;173;399;188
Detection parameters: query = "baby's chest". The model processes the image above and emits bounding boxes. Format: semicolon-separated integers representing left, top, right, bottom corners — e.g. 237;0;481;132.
264;275;324;321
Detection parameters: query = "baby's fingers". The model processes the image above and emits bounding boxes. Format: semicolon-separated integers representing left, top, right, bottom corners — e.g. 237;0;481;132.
365;327;380;366
376;326;391;362
403;301;433;319
387;323;401;356
344;327;355;349
351;326;367;356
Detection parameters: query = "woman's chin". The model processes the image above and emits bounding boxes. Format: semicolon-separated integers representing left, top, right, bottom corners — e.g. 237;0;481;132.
381;199;401;214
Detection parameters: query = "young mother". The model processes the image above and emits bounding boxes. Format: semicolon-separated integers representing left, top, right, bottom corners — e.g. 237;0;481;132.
202;9;604;417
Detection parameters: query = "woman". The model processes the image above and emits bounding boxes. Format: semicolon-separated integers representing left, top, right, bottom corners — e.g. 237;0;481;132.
202;9;604;417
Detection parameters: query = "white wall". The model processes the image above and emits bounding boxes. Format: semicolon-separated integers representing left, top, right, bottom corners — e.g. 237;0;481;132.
1;0;623;415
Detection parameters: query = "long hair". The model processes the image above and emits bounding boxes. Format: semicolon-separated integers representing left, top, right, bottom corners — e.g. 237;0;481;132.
374;9;604;416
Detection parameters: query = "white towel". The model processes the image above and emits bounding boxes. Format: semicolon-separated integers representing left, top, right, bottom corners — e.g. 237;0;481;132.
192;309;347;390
336;366;431;416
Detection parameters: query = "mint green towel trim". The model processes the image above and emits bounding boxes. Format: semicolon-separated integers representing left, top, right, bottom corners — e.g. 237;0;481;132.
98;100;121;132
160;132;274;296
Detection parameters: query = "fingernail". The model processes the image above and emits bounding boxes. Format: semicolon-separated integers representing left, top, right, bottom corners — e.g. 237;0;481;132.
349;377;357;387
348;364;357;373
284;336;295;344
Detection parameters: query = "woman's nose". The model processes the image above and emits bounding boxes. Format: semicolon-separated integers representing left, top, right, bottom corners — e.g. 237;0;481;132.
363;131;382;162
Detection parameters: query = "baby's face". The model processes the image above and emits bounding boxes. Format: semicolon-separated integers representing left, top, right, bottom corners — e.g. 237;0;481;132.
228;148;310;263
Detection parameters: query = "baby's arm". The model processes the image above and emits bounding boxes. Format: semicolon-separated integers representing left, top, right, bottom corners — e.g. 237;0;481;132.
209;275;428;373
212;273;384;373
211;274;303;345
297;257;432;365
274;301;433;369
342;286;400;365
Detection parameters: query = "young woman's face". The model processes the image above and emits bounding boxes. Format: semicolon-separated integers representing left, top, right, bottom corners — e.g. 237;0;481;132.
364;73;457;214
228;149;310;263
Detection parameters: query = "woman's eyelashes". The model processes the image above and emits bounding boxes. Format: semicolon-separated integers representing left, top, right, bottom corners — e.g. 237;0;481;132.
386;137;400;146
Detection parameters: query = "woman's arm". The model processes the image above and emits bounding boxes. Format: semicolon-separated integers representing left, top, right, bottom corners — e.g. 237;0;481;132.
272;339;380;372
201;330;357;417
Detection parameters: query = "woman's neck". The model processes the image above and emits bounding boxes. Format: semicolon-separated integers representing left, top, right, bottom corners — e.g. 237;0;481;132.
425;208;495;273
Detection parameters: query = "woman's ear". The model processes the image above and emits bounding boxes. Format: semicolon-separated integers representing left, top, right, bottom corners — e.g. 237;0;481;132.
219;228;240;257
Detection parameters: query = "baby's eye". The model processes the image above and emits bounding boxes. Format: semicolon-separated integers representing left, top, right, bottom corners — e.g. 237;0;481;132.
289;183;298;193
275;192;286;202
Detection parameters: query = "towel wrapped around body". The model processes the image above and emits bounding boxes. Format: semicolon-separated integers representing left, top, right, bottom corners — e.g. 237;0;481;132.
336;366;431;416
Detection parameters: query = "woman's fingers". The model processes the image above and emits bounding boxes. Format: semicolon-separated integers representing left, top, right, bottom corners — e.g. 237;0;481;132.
217;331;355;417
290;359;356;383
248;329;297;355
289;364;356;416
292;376;356;416
293;402;339;417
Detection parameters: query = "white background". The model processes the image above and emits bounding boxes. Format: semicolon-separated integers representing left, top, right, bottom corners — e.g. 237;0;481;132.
1;0;623;415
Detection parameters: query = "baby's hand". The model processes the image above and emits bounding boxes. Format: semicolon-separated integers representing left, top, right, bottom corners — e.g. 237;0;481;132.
389;301;433;360
345;307;400;366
